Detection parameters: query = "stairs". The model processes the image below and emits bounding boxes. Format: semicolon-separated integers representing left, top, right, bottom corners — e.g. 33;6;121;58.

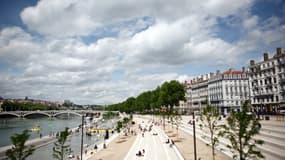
179;116;285;160
255;121;285;160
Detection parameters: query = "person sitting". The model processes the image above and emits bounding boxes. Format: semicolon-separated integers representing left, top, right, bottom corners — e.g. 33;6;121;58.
136;150;143;156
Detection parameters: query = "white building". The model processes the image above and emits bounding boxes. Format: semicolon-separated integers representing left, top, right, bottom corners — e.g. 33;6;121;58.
208;68;249;115
248;48;285;114
189;74;211;111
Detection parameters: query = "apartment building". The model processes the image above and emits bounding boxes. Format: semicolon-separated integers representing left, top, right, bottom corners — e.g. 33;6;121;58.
189;74;210;111
249;48;285;114
208;68;249;115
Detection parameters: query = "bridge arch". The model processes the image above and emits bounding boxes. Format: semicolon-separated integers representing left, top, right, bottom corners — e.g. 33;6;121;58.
0;112;20;117
53;111;82;117
23;112;51;118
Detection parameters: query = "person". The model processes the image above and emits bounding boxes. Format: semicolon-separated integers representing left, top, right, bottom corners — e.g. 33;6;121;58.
94;144;98;151
166;139;170;144
188;120;192;125
39;133;42;139
136;150;143;156
142;149;145;154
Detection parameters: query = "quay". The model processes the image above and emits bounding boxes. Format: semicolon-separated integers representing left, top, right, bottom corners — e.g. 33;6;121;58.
0;135;56;159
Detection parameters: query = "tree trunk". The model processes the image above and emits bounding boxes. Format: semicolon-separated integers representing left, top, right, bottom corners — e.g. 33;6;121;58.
239;135;243;160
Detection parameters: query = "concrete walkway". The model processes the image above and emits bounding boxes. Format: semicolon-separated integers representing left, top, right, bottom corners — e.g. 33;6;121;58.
163;125;231;160
124;119;183;160
86;119;139;160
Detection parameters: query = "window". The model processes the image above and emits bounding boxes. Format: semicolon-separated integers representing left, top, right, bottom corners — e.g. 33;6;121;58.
274;78;277;83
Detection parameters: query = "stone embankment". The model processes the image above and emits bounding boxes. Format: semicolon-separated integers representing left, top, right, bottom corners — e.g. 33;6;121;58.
0;135;56;159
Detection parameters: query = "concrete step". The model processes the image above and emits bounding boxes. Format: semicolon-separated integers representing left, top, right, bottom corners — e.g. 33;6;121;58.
257;143;285;160
260;121;285;127
261;126;285;135
259;130;285;142
255;135;285;149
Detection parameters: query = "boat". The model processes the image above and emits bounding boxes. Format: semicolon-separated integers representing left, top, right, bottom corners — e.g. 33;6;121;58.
86;128;113;135
30;125;41;132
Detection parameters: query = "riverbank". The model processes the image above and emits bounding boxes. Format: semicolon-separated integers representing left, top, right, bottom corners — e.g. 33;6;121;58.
0;134;56;159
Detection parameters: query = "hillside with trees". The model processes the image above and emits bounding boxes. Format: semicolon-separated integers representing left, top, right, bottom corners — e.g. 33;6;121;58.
106;80;185;113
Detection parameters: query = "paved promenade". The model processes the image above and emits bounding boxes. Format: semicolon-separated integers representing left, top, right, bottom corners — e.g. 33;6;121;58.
163;125;230;160
124;120;182;160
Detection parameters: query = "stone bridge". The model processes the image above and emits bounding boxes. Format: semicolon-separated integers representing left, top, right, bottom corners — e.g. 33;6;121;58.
0;110;109;118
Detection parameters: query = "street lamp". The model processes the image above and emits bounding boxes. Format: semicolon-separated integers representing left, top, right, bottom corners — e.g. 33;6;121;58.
192;112;197;160
80;114;85;160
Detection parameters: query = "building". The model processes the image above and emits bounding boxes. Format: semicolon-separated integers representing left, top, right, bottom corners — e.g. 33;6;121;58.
248;48;285;114
184;80;192;113
208;68;249;115
189;74;211;111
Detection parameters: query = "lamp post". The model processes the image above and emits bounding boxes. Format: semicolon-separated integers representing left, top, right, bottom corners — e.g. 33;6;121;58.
80;114;84;160
192;112;197;160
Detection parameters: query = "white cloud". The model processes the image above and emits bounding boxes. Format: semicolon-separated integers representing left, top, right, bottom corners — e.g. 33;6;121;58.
20;0;255;37
243;15;259;29
0;0;284;104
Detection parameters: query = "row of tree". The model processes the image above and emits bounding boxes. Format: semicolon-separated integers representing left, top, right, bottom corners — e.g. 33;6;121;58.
106;80;186;113
1;101;60;111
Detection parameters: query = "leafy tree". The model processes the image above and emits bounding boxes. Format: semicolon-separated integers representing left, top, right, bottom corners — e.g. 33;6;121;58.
53;128;72;160
222;100;264;160
199;103;221;160
6;130;35;160
116;121;123;133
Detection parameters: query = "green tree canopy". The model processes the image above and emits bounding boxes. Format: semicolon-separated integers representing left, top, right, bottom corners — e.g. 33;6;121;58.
6;130;35;160
106;80;185;113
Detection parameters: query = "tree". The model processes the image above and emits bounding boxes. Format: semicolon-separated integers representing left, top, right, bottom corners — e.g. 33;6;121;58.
116;121;123;133
222;100;264;160
199;103;221;160
6;130;35;160
53;127;72;160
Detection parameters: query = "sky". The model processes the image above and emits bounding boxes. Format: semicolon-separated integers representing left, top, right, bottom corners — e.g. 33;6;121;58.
0;0;285;105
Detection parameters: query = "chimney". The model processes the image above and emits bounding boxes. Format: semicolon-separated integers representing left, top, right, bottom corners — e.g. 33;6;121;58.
242;66;245;72
216;70;220;74
229;68;233;72
250;60;255;66
263;53;269;61
277;48;282;56
210;72;214;78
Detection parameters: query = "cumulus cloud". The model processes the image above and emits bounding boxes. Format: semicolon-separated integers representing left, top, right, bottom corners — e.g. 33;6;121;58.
0;0;284;104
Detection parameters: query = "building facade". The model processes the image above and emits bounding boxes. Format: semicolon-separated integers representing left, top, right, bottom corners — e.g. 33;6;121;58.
208;69;249;115
249;48;285;114
191;74;210;111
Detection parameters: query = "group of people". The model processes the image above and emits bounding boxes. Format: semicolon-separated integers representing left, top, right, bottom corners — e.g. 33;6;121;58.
165;139;175;147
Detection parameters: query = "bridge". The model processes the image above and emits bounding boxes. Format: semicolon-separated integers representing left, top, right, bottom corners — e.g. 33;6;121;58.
0;110;109;118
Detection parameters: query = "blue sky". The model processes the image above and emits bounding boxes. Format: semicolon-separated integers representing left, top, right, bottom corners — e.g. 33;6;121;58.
0;0;284;104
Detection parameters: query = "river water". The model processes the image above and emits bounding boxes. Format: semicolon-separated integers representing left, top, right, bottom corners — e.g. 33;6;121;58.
0;115;117;160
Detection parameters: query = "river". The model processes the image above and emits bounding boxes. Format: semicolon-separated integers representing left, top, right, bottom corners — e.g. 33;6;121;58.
0;115;117;160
